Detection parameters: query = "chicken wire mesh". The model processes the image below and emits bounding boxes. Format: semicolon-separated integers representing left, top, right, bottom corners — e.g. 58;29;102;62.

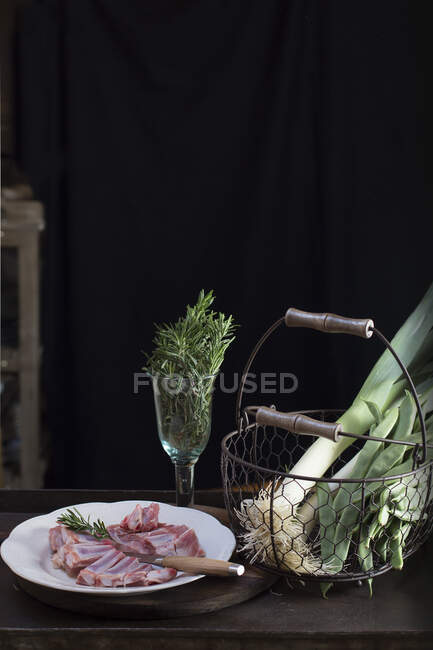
221;309;433;585
221;409;433;582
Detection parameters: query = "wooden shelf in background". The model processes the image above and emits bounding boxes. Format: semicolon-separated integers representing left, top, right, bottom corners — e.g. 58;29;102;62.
1;182;45;488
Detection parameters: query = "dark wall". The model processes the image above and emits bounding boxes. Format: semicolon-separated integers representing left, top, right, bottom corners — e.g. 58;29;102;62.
1;0;32;156
16;0;433;489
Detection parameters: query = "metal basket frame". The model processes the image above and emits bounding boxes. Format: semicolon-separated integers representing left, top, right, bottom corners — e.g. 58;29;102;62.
221;310;433;584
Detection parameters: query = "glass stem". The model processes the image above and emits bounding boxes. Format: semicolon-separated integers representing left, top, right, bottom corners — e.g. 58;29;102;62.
175;462;195;507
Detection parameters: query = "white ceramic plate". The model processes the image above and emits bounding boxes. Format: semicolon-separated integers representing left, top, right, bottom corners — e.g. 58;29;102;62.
0;500;236;596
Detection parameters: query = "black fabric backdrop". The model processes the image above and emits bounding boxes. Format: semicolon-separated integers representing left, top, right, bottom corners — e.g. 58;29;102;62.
17;0;432;489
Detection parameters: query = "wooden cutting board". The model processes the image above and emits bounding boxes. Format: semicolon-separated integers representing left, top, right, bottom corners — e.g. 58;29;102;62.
15;506;278;620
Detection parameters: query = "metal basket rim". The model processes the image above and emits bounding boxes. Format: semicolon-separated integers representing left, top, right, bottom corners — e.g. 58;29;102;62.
221;416;433;484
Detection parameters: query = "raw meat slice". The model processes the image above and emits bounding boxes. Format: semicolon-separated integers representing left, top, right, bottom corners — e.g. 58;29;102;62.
52;551;64;569
144;567;178;584
107;522;203;557
60;526;96;545
49;526;64;552
140;532;176;556
120;503;159;532
95;556;141;587
106;525;155;555
124;565;177;586
76;549;125;586
62;543;114;571
52;542;112;575
147;524;188;538
49;524;104;551
51;547;75;575
175;528;205;557
106;524;125;542
108;527;177;556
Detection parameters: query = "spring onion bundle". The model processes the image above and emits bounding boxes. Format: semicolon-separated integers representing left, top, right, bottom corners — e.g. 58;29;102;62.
238;283;433;591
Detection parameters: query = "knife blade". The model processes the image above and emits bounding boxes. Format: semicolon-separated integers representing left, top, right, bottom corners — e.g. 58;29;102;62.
117;551;245;577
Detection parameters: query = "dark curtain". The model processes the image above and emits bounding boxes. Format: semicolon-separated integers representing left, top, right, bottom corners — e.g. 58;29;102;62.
17;0;432;488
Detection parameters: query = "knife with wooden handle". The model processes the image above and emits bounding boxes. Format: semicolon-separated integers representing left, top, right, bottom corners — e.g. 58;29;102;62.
120;552;245;577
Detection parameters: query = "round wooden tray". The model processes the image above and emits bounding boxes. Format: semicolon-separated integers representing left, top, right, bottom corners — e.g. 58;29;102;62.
17;563;276;620
15;506;278;619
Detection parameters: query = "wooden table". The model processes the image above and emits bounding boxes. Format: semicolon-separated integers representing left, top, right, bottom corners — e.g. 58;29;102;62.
1;489;432;649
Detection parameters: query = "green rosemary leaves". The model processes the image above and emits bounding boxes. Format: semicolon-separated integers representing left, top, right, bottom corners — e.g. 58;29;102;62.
57;508;110;539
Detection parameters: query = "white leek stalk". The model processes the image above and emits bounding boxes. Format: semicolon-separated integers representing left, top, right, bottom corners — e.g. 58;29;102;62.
237;450;361;574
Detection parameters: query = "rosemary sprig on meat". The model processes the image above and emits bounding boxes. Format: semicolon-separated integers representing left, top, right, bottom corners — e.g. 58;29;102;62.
57;508;111;539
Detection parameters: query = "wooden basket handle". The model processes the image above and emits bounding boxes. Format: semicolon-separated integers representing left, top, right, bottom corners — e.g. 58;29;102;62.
285;308;374;339
255;407;342;442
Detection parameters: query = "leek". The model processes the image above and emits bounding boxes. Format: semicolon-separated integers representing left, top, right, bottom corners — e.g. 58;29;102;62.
238;283;433;578
280;282;433;508
320;400;433;597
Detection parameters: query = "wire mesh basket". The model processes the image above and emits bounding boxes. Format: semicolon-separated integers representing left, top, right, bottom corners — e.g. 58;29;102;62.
221;309;433;586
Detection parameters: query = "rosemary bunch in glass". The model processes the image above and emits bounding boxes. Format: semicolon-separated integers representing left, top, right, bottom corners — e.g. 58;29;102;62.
144;290;237;455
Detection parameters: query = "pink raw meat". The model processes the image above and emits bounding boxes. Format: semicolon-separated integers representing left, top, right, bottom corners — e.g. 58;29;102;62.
49;526;64;552
142;531;176;556
62;543;114;571
147;524;188;538
106;525;156;555
49;524;102;551
51;551;65;569
123;565;177;586
107;521;203;557
120;503;159;532
52;542;113;575
95;556;141;587
76;549;125;586
145;524;190;555
60;526;96;545
49;503;203;588
108;527;177;556
144;567;177;584
175;528;205;557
